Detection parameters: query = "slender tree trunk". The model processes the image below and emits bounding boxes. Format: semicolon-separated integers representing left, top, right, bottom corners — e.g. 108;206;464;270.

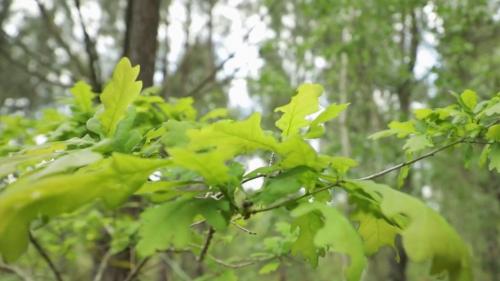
124;0;161;88
390;8;419;281
179;0;192;96
339;27;351;156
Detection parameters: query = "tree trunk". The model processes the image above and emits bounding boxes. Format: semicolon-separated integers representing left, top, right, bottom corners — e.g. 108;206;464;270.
124;0;161;88
339;27;351;156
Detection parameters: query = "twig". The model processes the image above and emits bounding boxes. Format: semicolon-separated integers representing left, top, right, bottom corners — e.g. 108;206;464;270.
231;221;257;235
250;183;339;215
160;255;192;281
0;262;34;281
209;255;275;269
197;227;215;263
0;48;71;88
73;0;102;91
0;30;71;79
34;0;87;76
357;138;465;181
92;249;113;281
241;173;267;184
186;0;278;97
29;232;64;281
123;257;150;281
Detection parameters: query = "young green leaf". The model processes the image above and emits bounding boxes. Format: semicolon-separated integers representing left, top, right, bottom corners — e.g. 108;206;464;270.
292;203;366;281
137;198;229;257
70;81;95;114
346;180;472;281
291;210;324;267
275;83;323;137
460;89;478;110
98;57;142;136
0;154;169;262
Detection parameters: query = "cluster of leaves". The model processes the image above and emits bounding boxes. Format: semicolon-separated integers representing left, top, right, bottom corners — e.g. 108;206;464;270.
0;58;498;281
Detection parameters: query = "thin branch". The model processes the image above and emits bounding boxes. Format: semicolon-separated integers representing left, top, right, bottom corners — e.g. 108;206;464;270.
0;262;34;281
73;0;102;91
123;257;150;281
197;227;215;263
231;221;257;235
0;47;71;88
241;173;267;184
34;0;87;76
0;29;72;79
186;0;278;97
29;232;64;281
357;138;465;181
250;183;339;215
92;249;113;281
209;255;275;269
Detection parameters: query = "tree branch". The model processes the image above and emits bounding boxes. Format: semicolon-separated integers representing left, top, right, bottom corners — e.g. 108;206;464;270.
198;227;215;263
250;182;339;215
209;255;275;269
73;0;102;91
231;221;257;235
186;0;278;97
34;0;87;77
0;262;33;281
357;138;465;181
92;249;113;281
0;47;71;88
29;232;64;281
123;257;150;281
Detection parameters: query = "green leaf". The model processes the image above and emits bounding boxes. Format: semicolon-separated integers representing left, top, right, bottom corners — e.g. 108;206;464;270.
329;156;358;175
313;103;349;125
291;210;324;267
70;81;95;114
161;120;198;148
389;121;416;138
292;203;366;281
258;261;280;274
168;113;279;184
137;198;229;257
414;108;433;120
275;84;323;137
403;135;433;153
460;89;478;110
159;97;197;121
483;102;500;116
368;121;416;140
98;57;143;136
0;154;168;262
277;135;319;170
255;166;312;204
30;150;102;180
0;141;70;178
200;108;229;122
305;103;349;138
488;144;500;172
486;124;500;142
346;180;472;281
351;211;399;255
168;147;233;185
187;113;279;154
112;107;142;153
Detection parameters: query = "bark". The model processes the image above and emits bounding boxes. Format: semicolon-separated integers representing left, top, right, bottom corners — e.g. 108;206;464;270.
123;0;161;88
